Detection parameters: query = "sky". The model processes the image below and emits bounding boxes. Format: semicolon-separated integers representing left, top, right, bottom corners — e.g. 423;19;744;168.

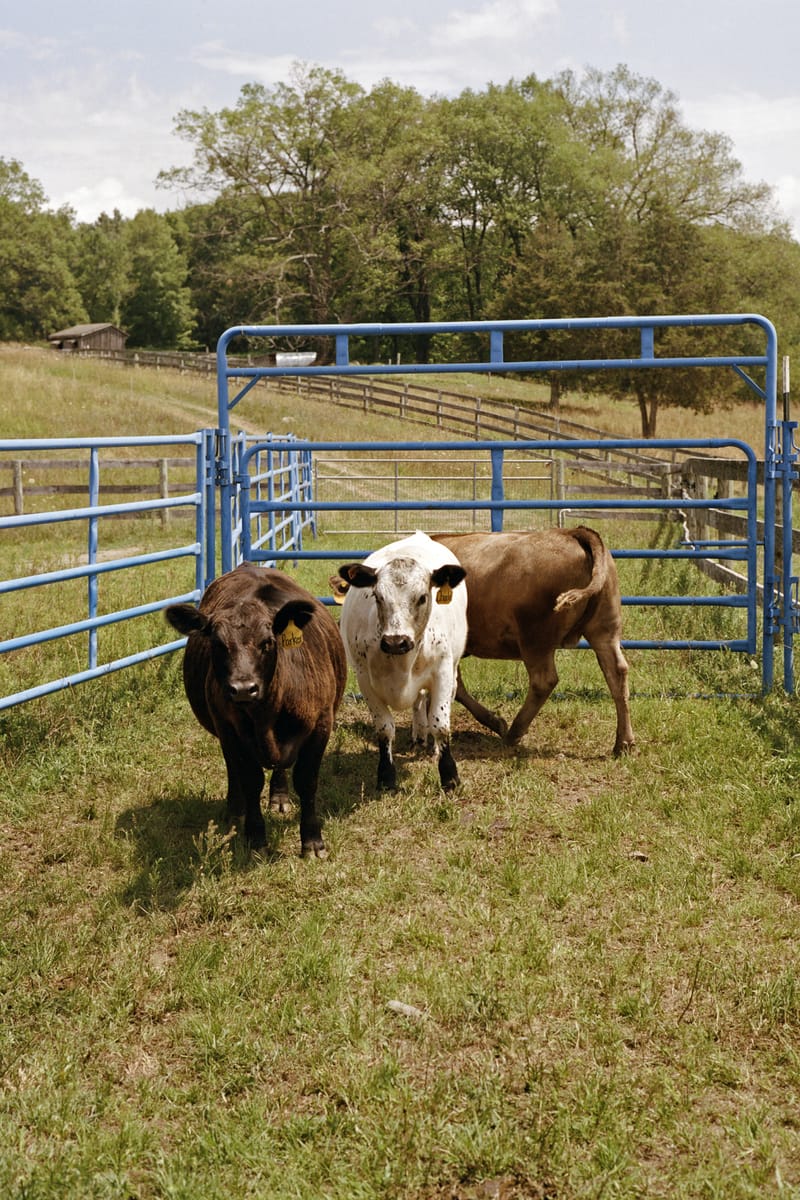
2;0;799;238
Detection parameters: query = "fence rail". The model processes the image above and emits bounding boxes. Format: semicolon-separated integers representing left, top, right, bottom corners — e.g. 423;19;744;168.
64;347;677;483
0;456;196;521
273;374;672;482
0;434;215;711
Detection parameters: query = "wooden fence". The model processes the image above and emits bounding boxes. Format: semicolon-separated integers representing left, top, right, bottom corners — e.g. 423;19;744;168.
53;347;799;578
681;455;799;594
0;456;195;523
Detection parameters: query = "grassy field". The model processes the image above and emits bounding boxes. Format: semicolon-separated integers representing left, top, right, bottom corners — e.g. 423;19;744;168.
1;347;800;1199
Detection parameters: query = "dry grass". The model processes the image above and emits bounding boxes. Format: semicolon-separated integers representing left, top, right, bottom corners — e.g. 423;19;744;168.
0;342;769;448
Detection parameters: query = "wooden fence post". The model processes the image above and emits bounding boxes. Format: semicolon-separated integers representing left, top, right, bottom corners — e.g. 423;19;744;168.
13;461;23;515
159;459;169;526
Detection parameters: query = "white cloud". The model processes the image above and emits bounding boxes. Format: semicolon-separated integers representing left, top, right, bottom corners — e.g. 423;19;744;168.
610;9;630;46
189;42;299;85
683;91;800;235
432;0;556;46
0;28;57;58
58;178;148;221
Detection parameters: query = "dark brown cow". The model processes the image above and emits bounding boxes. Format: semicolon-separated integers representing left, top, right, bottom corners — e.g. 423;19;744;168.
166;563;347;856
432;526;634;756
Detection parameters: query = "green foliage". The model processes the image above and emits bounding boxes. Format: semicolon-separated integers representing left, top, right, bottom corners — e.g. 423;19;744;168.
119;209;196;349
3;58;800;416
2;351;800;1196
0;158;87;340
74;209;131;327
1;598;800;1198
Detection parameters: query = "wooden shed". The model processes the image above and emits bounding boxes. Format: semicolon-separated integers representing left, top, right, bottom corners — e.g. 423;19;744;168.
48;323;128;352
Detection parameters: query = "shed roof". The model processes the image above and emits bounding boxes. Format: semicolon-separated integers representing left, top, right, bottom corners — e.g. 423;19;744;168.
49;323;127;339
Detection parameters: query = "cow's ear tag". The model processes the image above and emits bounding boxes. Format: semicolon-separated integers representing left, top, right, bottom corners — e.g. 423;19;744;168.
329;574;349;605
280;619;304;648
436;583;453;605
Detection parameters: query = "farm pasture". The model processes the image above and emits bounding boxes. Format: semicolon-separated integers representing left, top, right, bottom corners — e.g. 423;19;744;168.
1;349;799;1198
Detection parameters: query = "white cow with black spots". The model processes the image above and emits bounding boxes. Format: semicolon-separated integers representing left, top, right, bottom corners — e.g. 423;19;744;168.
337;532;468;792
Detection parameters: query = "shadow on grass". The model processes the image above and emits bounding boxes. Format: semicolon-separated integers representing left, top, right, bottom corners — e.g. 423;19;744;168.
115;746;377;911
734;692;800;756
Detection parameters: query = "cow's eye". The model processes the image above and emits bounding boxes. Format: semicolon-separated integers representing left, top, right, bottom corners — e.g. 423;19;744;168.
260;637;274;652
417;594;427;607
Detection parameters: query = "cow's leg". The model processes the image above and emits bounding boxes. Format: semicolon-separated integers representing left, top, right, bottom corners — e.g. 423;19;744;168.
411;690;430;748
356;677;398;791
268;766;291;814
454;667;509;737
376;729;397;791
427;674;460;791
504;651;559;745
291;726;330;858
219;732;267;846
590;639;635;756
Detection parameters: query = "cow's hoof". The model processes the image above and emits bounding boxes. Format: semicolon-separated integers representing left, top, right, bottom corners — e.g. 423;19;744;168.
377;769;398;791
613;739;636;757
269;795;291;814
301;842;327;860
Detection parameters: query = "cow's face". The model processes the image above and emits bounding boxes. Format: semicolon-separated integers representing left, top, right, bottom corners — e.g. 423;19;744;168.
206;602;279;701
166;595;316;703
373;557;434;655
339;556;466;657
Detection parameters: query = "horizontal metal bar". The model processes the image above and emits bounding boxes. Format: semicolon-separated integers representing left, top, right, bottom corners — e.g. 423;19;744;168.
622;595;748;607
225;356;768;384
0;592;200;654
221;314;774;341
0;544;202;594
0;492;202;530
621;639;752;651
0;435;205;451
0;640;187;711
249;497;749;512
242;436;755;456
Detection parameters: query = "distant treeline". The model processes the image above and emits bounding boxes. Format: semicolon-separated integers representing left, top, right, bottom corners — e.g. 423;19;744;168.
3;62;799;437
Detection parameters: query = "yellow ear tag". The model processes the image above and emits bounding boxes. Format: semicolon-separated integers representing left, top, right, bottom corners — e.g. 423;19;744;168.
329;575;349;605
280;619;304;649
436;583;453;605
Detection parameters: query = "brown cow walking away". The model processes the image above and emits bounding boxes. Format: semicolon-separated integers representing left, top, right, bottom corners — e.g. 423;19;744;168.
166;564;347;857
433;526;635;756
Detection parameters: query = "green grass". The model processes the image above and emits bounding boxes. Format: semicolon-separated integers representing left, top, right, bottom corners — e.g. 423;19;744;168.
2;348;800;1198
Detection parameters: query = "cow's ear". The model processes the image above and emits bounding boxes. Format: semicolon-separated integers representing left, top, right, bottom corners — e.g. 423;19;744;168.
431;564;467;591
329;574;350;603
273;599;316;636
165;603;209;636
338;562;378;589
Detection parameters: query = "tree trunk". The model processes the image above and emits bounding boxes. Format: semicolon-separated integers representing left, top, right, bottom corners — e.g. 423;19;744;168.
549;373;561;412
636;385;658;437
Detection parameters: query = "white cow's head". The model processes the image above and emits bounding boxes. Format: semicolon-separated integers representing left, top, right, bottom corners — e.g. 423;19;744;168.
338;556;466;656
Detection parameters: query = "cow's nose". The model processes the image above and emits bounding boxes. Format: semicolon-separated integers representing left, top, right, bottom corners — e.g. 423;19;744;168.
228;680;261;702
380;634;414;655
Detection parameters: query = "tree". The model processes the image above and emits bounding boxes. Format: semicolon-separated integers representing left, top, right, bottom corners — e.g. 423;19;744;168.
119;210;195;348
496;67;787;435
0;158;87;340
74;211;132;327
161;64;366;329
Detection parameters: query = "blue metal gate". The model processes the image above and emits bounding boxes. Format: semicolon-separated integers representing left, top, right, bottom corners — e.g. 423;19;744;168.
0;432;215;710
1;313;795;710
215;314;797;694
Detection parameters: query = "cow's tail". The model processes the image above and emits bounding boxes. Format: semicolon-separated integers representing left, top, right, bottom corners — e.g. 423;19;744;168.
553;526;610;611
